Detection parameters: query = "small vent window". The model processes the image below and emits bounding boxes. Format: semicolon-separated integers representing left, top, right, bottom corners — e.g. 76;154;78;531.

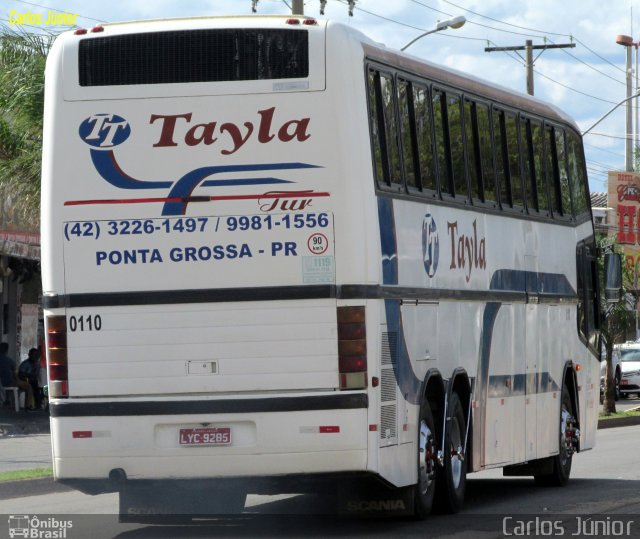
79;29;309;87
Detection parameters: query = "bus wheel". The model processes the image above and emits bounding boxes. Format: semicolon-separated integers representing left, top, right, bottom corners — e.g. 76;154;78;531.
414;399;437;518
534;384;577;487
434;392;467;513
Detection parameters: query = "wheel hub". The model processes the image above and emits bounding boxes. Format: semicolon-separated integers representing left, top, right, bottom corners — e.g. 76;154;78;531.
418;419;436;494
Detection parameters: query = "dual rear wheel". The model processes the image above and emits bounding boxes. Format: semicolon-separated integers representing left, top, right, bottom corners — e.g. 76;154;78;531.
414;392;467;518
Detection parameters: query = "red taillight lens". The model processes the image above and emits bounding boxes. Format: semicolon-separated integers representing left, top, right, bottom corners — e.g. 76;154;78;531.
339;356;367;372
286;18;301;25
49;363;68;380
46;315;68;398
47;332;67;349
337;306;367;389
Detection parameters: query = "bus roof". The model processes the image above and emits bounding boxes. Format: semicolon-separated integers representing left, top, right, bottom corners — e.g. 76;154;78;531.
361;40;579;131
58;14;579;131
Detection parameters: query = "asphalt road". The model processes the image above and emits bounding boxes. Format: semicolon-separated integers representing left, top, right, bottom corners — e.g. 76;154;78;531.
2;425;640;538
616;394;640;411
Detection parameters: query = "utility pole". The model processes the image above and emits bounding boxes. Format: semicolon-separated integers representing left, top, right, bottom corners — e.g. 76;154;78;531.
292;0;304;15
484;40;576;96
617;35;635;172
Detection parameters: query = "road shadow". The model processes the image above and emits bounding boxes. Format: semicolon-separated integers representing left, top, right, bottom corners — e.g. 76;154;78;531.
103;477;640;539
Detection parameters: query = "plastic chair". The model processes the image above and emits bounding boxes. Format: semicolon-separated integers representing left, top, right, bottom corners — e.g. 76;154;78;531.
0;384;20;412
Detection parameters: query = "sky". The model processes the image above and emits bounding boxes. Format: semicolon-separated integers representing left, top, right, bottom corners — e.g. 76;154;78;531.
4;0;640;193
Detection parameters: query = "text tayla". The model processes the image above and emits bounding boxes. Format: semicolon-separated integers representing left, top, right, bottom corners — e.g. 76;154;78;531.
447;219;486;282
150;107;311;154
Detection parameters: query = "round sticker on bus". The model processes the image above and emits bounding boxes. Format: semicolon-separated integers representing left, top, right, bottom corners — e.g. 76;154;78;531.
422;213;439;278
307;233;329;254
79;114;131;149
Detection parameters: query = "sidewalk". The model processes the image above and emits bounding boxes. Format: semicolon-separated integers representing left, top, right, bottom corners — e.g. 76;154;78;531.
0;403;52;473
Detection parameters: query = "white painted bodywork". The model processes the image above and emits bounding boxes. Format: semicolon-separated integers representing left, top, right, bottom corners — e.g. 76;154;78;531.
41;16;598;493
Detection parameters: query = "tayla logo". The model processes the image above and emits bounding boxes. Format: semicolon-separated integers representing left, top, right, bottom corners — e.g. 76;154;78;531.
422;213;439;278
79;113;131;148
75;111;326;217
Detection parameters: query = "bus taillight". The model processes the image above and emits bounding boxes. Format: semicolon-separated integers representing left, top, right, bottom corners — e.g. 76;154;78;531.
337;306;367;390
46;315;68;398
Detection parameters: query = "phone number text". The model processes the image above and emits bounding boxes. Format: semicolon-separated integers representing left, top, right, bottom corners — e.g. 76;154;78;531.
64;213;329;241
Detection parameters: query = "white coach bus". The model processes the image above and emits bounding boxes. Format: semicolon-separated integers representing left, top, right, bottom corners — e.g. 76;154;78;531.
41;15;611;519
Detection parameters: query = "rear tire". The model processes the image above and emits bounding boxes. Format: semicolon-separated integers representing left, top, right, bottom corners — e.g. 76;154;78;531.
534;384;575;487
434;392;467;513
414;400;437;519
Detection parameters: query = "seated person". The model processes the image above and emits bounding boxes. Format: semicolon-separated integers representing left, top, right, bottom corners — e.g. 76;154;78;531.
18;348;42;411
0;342;33;409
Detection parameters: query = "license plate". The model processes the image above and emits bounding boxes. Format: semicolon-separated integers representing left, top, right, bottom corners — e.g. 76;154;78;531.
179;427;231;446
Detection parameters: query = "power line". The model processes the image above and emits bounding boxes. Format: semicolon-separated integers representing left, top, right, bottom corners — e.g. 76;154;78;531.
409;0;628;84
434;0;570;37
533;69;618;104
547;38;626;87
485;40;577;96
571;36;627;75
435;0;625;76
585;143;626;159
586;132;633;140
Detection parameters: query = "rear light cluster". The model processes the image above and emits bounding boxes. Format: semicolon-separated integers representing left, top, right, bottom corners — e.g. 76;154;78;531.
337;306;367;390
46;315;68;398
285;18;318;25
74;26;104;35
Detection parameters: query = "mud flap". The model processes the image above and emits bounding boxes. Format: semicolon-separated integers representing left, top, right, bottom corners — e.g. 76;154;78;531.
118;480;247;523
336;480;414;517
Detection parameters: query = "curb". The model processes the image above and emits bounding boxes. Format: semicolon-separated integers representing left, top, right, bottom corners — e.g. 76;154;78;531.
597;415;640;429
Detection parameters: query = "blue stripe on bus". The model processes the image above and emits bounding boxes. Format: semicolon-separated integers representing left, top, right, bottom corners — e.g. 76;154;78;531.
375;197;575;407
382;299;423;405
490;269;575;296
377;197;398;285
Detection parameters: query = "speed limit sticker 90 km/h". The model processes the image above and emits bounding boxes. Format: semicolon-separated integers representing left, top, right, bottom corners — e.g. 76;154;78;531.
307;233;329;254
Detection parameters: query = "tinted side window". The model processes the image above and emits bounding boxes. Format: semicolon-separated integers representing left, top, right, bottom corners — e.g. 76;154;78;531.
521;118;536;211
555;128;572;217
531;120;548;212
367;69;385;185
380;73;402;189
413;84;437;192
398;79;418;190
464;99;482;201
567;130;589;216
545;125;562;216
493;109;511;207
447;93;467;199
477;103;496;203
433;88;449;195
506;113;523;207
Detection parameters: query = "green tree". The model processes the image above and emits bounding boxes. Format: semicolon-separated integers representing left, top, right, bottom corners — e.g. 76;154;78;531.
0;26;54;228
599;235;636;415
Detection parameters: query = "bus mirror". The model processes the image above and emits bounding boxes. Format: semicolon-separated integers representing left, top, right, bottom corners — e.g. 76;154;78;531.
604;253;622;303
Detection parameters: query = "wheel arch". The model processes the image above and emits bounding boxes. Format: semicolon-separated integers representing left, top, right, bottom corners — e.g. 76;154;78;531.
561;361;580;450
422;369;445;441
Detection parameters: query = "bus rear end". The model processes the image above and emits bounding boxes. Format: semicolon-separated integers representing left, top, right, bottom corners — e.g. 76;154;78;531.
41;16;376;516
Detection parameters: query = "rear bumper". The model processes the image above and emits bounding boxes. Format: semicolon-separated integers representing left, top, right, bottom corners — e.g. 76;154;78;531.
50;393;369;485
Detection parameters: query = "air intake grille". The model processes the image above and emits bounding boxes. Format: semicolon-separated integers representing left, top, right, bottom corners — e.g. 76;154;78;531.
79;29;309;87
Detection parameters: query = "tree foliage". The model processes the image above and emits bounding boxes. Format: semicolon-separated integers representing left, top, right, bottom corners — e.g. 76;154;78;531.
598;234;636;415
0;26;54;227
